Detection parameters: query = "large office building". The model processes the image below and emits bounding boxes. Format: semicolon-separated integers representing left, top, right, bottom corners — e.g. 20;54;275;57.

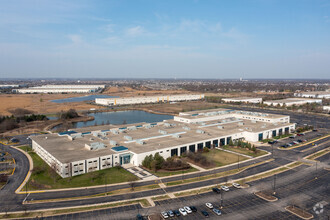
264;98;322;107
294;91;330;99
95;94;204;106
222;97;262;104
13;84;105;94
31;108;295;178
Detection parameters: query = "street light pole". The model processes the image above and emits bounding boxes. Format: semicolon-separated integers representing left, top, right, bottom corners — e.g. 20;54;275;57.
273;174;276;195
315;161;318;179
238;155;240;170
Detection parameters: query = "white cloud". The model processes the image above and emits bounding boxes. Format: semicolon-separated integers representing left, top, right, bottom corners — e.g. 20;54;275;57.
67;34;83;44
125;26;145;37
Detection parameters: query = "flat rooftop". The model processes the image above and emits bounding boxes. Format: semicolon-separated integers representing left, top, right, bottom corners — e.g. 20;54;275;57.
222;97;261;100
265;98;322;103
31;115;293;163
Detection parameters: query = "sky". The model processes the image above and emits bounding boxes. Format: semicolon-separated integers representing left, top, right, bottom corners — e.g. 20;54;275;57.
0;0;329;79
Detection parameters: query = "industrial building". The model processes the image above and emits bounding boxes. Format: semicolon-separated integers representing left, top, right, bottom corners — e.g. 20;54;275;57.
323;106;330;112
263;98;322;107
95;94;204;106
222;97;262;104
31;108;295;178
13;84;105;94
0;84;20;88
294;91;330;99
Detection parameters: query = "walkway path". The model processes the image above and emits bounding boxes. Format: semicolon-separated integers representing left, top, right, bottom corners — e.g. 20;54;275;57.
217;147;253;159
123;164;158;181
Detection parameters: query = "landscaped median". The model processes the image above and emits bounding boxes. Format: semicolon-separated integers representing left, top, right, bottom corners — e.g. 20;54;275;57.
285;205;313;220
0;198;152;219
305;147;330;161
165;158;274;187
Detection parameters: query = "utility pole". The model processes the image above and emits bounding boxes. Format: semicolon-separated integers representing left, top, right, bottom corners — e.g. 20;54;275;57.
271;143;274;158
238;155;240;170
273;174;276;195
315;161;318;179
105;176;107;195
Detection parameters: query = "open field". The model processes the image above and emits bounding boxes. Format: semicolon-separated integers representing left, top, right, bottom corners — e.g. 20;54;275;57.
221;145;268;157
203;149;248;168
0;93;103;116
102;86;190;97
19;146;138;191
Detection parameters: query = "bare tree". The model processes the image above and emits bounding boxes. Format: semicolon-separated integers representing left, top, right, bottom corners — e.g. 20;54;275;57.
128;177;137;191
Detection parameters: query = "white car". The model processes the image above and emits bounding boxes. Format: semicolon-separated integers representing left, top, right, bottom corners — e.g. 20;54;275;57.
213;208;222;216
232;183;241;188
221;185;229;191
179;208;187;216
161;211;169;219
184;206;192;214
205;203;213;209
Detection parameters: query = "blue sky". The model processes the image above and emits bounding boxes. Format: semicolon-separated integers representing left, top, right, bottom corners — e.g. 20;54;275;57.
0;0;329;79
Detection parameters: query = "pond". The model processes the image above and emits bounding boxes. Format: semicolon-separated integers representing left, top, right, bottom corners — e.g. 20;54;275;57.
52;110;173;129
51;95;118;103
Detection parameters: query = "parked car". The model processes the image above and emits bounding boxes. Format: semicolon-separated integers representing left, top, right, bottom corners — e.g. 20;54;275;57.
173;210;181;217
293;141;299;145
190;206;197;212
201;210;209;217
297;139;303;143
213;208;222;216
297;133;305;136
212;187;221;194
286;143;292;147
10;138;19;143
161;211;169;219
281;145;287;148
289;136;295;139
179;208;187;216
313;129;318;132
184;206;192;214
302;139;307;142
205;203;213;209
136;214;143;220
167;210;174;217
221;185;229;191
232;182;241;188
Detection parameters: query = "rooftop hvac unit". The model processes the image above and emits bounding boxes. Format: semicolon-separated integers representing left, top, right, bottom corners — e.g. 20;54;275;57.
164;122;171;127
217;126;224;129
71;133;83;139
136;140;145;145
109;140;117;146
128;126;137;130
196;129;205;134
238;122;244;126
159;130;168;135
172;134;181;138
251;120;257;123
111;129;119;134
201;122;206;126
182;126;191;130
144;124;153;129
124;136;133;141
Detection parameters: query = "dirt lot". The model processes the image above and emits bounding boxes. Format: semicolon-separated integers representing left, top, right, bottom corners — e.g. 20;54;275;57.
103;86;189;97
0;93;102;116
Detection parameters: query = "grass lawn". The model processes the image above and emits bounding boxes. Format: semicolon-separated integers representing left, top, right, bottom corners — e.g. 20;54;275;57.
149;167;198;177
203;149;248;167
221;146;268;157
19;146;138;190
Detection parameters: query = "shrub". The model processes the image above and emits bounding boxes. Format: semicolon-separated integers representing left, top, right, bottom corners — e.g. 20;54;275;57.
203;147;210;153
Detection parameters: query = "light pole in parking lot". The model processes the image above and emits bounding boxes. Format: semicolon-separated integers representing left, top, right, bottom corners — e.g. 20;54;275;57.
273;174;276;195
237;155;240;170
220;189;224;209
315;161;318;179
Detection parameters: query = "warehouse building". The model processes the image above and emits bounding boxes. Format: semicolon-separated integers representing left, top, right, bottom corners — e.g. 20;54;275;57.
294;91;330;99
95;94;204;106
264;98;322;107
222;97;262;104
30;108;295;178
13;84;105;93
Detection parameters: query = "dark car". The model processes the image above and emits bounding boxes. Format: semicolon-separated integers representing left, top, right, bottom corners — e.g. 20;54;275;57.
190;206;197;212
173;210;181;217
297;139;303;143
289;136;295;139
212;187;221;194
268;141;275;144
136;214;143;220
281;145;287;148
313;129;318;132
297;133;305;136
10;138;19;143
201;210;209;217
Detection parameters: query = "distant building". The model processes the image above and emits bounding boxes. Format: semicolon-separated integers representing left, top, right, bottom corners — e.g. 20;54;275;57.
95;94;204;106
31;108;295;178
264;98;322;107
13;84;105;94
222;97;262;104
323;106;330;112
294;91;330;99
0;84;20;88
